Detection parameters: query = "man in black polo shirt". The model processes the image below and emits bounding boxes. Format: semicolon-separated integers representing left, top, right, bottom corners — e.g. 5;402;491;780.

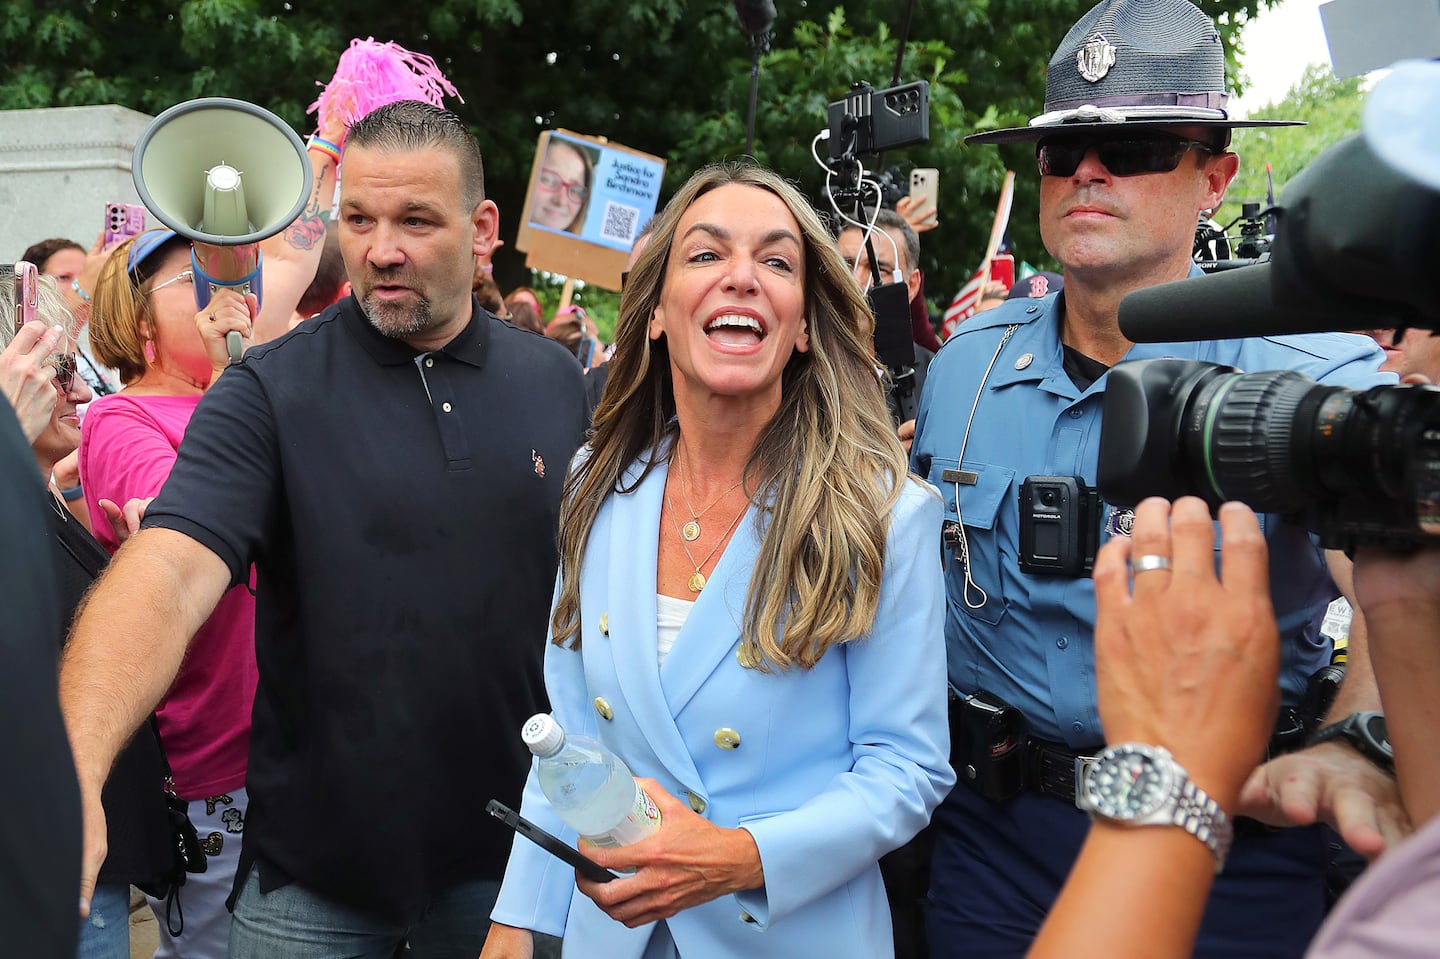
59;101;587;956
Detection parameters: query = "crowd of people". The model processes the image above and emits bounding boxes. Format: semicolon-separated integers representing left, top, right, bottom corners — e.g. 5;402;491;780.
2;1;1436;958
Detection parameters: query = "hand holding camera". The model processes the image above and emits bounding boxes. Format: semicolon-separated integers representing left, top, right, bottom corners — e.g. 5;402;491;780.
1093;497;1280;811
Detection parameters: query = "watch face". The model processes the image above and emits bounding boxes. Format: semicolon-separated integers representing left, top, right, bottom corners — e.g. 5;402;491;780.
1083;746;1178;819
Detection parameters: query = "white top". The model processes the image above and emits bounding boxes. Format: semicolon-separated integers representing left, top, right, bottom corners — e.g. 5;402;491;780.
656;593;695;666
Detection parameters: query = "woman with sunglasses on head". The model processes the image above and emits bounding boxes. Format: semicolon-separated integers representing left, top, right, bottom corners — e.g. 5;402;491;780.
483;162;953;959
79;229;259;959
0;274;174;959
529;138;595;234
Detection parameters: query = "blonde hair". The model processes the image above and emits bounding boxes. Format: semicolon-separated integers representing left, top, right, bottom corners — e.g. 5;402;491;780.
88;233;186;384
0;273;79;348
552;162;910;671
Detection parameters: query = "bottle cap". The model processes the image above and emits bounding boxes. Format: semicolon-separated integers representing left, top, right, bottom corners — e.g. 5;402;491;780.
521;713;566;758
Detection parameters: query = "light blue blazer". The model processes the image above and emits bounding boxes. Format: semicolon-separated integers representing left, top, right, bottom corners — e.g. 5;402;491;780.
492;452;954;959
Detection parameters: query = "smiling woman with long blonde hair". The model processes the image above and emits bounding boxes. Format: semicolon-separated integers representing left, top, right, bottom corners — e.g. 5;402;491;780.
484;162;954;959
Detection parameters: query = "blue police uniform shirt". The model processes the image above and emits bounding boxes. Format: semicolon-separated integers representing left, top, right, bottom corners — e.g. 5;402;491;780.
910;288;1392;747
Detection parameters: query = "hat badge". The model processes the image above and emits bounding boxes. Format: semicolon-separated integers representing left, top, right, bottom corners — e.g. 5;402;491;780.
1076;33;1117;83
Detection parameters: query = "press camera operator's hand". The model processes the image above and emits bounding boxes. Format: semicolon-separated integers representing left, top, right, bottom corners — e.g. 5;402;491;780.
1237;739;1409;859
576;778;764;928
1350;542;1440;827
0;321;65;442
1092;497;1280;810
196;286;258;386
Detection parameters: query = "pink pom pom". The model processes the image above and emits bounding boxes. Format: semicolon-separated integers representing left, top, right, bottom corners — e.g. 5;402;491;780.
309;37;463;140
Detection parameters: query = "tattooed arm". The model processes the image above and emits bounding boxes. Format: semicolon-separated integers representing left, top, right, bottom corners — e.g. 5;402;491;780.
251;110;346;344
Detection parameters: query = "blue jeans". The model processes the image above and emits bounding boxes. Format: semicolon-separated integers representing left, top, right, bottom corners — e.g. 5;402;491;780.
77;884;130;959
228;864;499;959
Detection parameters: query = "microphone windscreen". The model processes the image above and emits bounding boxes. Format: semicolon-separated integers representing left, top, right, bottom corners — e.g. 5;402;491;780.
733;0;777;37
1119;264;1379;343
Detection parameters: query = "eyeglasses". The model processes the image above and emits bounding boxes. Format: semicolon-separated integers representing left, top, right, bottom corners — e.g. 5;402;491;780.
1036;134;1216;178
537;168;588;204
50;352;78;393
149;269;193;293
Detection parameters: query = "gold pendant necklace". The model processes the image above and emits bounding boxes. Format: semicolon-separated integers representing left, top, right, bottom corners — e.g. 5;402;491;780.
675;445;743;542
665;483;749;593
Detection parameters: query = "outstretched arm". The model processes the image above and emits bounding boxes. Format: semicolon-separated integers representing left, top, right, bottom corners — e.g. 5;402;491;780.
1236;550;1410;857
251;108;346;343
60;528;232;916
1350;545;1440;826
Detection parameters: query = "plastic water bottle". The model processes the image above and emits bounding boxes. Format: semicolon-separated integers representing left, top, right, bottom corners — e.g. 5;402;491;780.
522;713;662;848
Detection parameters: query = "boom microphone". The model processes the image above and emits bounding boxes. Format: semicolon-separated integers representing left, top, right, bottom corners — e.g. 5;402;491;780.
1122;100;1440;344
733;0;777;39
1118;261;1403;342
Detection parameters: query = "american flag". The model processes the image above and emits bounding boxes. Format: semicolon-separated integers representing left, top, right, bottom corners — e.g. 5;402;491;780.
940;268;988;338
941;252;1018;339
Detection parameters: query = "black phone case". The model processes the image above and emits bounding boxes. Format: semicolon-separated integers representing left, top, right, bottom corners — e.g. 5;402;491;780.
485;799;619;883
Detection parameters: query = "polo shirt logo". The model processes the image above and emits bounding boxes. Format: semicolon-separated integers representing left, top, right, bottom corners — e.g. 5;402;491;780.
532;449;546;478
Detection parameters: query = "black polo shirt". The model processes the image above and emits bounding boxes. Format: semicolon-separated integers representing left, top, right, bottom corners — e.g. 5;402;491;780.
143;297;587;919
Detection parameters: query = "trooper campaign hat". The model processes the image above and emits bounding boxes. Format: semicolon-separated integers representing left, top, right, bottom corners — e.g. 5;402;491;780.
966;0;1301;145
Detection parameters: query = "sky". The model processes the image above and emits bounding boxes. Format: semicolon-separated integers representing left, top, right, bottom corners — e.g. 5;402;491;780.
1230;0;1336;115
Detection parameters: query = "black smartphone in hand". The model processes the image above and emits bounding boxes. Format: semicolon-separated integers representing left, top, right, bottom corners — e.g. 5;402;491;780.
486;799;620;883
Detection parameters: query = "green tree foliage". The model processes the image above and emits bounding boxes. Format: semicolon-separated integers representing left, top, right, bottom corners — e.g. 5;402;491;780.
0;0;1275;320
1220;64;1366;227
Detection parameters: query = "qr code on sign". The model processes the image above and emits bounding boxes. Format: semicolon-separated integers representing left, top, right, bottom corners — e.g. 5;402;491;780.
601;201;640;243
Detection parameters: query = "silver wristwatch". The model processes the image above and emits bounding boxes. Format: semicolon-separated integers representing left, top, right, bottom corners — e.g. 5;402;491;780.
1076;743;1233;872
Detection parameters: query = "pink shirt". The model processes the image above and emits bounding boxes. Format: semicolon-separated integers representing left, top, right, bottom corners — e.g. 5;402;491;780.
79;393;257;799
1306;812;1440;958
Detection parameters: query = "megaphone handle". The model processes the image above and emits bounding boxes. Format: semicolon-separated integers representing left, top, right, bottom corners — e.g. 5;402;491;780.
225;330;244;365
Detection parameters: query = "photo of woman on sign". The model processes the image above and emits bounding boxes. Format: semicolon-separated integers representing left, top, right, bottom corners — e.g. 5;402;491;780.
529;138;597;234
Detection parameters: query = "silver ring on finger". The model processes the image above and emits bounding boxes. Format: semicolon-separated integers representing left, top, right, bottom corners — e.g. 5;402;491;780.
1130;554;1172;575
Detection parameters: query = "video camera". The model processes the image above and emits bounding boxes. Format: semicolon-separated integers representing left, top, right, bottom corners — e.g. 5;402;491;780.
1193;201;1273;272
1098;61;1440;550
827;81;930;164
819;80;932;426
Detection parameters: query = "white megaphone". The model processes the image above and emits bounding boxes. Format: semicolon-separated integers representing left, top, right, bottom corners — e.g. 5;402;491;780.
133;98;313;363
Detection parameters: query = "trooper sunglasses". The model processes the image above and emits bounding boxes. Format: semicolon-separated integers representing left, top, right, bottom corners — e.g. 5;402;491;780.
1036;133;1217;178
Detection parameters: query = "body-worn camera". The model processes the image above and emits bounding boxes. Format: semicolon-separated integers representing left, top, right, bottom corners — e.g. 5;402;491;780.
827;80;930;162
1098;358;1440;550
1018;476;1101;576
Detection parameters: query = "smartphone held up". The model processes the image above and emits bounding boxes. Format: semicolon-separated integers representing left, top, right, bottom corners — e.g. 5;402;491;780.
908;168;939;227
104;202;147;247
4;261;39;335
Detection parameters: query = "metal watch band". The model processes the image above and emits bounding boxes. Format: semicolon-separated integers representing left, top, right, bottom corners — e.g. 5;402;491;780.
1173;776;1233;873
1079;743;1234;873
